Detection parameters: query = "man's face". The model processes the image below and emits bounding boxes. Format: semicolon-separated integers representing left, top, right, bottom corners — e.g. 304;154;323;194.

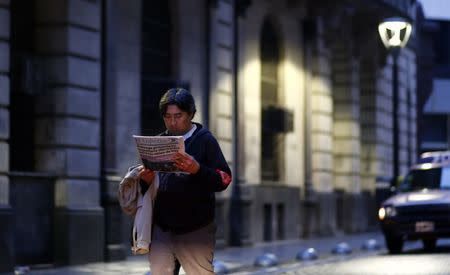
163;104;192;135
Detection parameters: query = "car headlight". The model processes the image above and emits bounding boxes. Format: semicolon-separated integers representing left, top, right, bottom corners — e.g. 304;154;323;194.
378;206;397;220
378;207;386;220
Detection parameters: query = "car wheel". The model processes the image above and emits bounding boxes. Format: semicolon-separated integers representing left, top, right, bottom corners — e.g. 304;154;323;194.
385;235;403;254
422;238;437;252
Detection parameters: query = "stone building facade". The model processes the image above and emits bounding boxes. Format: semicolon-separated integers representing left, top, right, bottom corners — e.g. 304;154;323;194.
0;0;419;271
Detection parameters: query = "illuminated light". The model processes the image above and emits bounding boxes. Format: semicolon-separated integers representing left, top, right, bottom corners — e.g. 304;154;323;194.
378;207;386;220
420;163;434;170
378;17;412;49
379;206;397;220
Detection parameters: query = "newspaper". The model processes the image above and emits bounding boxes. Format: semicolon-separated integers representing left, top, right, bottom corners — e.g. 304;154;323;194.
133;135;185;172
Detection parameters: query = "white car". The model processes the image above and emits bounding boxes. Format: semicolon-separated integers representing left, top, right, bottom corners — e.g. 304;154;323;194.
378;151;450;254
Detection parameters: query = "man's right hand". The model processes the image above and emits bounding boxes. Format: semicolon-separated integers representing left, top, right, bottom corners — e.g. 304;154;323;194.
137;165;155;185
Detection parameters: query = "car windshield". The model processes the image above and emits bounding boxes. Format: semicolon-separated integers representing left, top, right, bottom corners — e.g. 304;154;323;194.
399;167;450;192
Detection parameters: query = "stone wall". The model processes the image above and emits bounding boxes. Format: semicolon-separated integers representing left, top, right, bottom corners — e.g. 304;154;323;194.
209;0;235;245
0;0;13;271
309;17;336;235
209;0;234;165
331;39;366;233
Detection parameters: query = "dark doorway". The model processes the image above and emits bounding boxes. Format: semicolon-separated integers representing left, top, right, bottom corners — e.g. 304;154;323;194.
9;0;55;265
263;204;272;241
141;0;188;135
9;0;37;171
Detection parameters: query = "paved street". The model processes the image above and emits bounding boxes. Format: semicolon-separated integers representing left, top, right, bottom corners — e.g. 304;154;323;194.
11;231;383;275
9;233;450;275
279;254;450;275
234;240;450;275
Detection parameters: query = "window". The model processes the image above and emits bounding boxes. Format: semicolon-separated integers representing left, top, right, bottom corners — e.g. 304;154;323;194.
440;167;450;189
399;168;442;192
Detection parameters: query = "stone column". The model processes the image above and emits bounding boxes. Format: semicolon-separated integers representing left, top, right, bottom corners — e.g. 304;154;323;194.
360;50;393;226
34;0;103;265
209;0;233;165
0;0;14;271
209;0;234;246
332;41;365;232
102;0;141;261
309;18;336;235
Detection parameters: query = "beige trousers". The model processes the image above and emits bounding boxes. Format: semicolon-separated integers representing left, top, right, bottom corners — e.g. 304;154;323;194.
148;223;216;275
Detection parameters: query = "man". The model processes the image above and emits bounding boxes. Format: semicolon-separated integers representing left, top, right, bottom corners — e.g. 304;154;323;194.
139;88;232;275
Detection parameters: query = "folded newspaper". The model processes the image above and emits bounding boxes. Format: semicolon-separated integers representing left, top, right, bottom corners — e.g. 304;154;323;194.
133;135;185;172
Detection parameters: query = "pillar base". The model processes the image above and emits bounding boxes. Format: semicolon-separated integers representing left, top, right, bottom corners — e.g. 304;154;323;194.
335;191;376;233
0;206;14;272
317;192;337;236
303;192;337;237
54;207;104;265
240;185;301;243
104;203;129;261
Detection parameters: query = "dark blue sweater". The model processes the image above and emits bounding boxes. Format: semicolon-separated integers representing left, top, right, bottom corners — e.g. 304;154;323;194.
153;123;231;234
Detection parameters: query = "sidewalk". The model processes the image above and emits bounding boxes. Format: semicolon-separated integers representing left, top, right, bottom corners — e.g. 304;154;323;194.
15;231;385;275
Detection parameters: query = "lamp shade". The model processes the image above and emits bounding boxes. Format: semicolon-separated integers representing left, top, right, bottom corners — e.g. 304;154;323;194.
378;17;412;49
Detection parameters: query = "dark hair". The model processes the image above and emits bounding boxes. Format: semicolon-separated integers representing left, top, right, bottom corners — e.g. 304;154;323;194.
159;88;197;118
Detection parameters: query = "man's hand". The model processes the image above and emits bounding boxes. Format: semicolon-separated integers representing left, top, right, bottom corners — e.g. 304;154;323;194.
137;165;155;185
174;152;200;174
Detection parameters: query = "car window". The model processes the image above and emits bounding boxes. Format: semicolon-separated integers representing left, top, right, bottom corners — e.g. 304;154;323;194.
399;168;442;192
440;167;450;189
